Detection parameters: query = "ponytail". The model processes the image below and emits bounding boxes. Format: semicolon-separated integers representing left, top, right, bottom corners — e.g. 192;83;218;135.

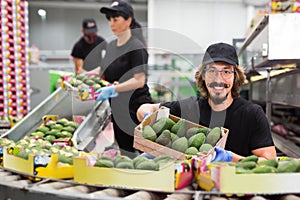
130;18;147;47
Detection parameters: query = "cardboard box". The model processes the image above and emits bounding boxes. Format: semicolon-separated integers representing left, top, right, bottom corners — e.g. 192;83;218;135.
0;147;3;166
3;149;73;179
212;165;300;194
61;74;110;101
73;156;176;192
134;109;228;160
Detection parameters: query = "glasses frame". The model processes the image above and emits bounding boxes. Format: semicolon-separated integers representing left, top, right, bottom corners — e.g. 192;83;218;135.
204;68;235;79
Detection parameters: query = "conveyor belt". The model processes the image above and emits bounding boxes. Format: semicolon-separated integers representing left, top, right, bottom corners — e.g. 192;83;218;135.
1;167;300;200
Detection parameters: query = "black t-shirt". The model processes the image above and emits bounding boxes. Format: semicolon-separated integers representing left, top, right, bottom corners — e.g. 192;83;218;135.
101;36;152;133
71;36;107;71
161;97;274;157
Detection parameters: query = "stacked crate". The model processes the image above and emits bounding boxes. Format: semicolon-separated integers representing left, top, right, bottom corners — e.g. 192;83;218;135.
0;0;29;133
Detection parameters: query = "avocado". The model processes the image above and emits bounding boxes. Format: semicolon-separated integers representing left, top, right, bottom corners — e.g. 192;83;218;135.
185;146;199;155
113;155;132;165
171;119;186;137
171;137;188;153
205;127;221;146
239;155;259;163
170;132;179;142
115;161;134;169
30;131;45;138
188;132;206;149
276;159;299;173
199;143;213;153
185;127;200;139
136;160;158;171
95;159;114;168
236;161;257;169
142;125;157;142
257;158;278;168
36;126;50;133
152;117;175;136
155;129;172;146
132;156;148;168
252;166;276;173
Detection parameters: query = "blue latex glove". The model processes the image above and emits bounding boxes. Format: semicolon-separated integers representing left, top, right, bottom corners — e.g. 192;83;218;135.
140;153;155;159
212;147;233;162
143;112;151;120
96;86;118;101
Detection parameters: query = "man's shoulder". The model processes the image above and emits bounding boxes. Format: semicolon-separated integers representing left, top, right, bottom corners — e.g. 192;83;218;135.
233;98;262;112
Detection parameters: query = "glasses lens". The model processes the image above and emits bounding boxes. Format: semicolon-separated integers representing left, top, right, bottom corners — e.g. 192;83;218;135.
205;68;234;79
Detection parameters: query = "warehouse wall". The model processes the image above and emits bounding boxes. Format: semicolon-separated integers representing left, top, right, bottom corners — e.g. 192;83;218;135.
148;0;250;54
28;1;263;53
28;3;147;52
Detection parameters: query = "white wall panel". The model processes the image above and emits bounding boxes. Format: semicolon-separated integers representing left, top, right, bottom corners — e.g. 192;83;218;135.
148;0;248;54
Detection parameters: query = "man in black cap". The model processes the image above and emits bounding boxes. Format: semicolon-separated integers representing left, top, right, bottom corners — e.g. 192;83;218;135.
71;18;107;75
137;42;277;162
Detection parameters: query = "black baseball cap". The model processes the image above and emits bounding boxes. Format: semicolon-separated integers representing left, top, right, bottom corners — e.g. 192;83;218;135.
82;18;98;34
100;0;134;18
202;42;239;66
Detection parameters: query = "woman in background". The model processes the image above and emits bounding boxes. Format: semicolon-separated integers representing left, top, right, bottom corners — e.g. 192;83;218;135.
92;0;153;158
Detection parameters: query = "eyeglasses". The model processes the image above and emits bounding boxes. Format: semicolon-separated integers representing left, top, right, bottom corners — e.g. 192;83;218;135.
204;68;235;79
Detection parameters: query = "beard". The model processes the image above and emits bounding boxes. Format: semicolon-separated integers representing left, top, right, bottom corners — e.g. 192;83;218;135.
210;93;228;105
208;82;230;105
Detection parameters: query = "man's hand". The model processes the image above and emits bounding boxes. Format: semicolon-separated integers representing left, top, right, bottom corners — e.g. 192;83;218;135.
96;86;118;101
212;147;233;162
136;103;160;122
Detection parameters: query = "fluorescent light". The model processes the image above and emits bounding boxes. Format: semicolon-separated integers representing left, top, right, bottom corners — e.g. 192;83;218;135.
38;9;46;17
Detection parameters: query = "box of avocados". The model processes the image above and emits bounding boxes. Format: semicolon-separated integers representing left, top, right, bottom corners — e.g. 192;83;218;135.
73;153;194;192
134;107;229;160
194;156;300;194
0;138;14;166
61;73;110;101
3;149;74;179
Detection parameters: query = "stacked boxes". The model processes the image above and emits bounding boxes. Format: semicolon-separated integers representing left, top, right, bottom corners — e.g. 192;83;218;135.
0;0;29;131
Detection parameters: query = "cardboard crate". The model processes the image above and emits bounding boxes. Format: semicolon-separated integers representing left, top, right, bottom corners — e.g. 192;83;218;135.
61;74;111;101
134;109;229;160
73;156;176;192
211;165;300;194
3;149;73;179
0;147;3;166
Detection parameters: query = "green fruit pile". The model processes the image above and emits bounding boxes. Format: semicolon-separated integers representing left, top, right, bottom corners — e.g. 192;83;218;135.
0;138;14;150
6;137;81;165
227;155;300;174
30;118;79;143
142;117;222;155
69;75;110;91
94;155;174;171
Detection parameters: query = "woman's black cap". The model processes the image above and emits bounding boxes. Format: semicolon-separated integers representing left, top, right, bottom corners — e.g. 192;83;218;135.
100;0;134;18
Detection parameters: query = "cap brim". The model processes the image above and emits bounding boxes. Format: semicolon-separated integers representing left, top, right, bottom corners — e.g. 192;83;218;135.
84;27;98;34
100;7;120;15
202;57;238;66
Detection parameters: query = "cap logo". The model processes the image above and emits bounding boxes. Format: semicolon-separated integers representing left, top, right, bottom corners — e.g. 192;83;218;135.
87;22;95;28
111;1;119;7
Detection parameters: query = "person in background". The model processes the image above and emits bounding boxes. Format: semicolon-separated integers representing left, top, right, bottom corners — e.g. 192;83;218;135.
88;0;153;158
71;18;107;75
137;42;277;162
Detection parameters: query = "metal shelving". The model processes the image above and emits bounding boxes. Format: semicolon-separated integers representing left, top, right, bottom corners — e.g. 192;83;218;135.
238;13;300;158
